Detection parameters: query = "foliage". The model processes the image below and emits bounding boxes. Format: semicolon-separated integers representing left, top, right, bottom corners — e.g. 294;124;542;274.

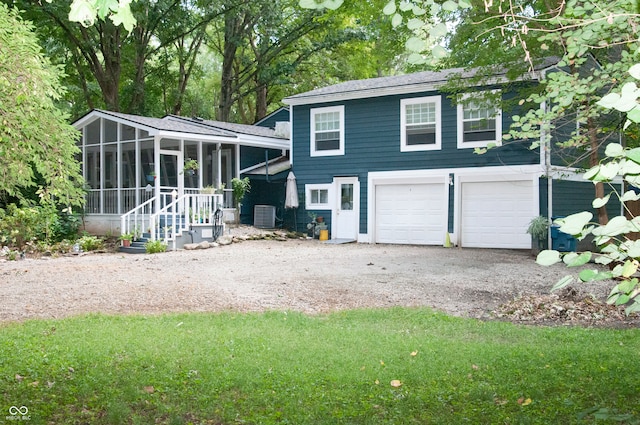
118;232;134;242
183;159;199;171
0;4;85;209
0;309;638;423
526;216;550;240
535;141;640;315
0;204;80;248
76;234;104;251
231;177;251;208
67;0;135;31
144;239;167;253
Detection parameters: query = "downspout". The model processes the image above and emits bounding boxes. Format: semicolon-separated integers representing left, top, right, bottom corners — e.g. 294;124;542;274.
539;67;553;249
265;150;269;182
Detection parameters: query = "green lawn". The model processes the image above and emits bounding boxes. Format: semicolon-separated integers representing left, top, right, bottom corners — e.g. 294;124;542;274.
0;308;638;424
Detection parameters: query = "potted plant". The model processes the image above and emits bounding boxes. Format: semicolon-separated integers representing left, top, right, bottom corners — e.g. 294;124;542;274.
183;159;199;176
146;170;156;183
119;232;134;247
231;177;251;226
526;216;550;254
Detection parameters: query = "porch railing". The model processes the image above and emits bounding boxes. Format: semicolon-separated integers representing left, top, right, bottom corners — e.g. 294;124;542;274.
121;192;223;250
150;193;223;250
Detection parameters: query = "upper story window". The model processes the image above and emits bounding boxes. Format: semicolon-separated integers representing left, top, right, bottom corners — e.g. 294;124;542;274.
400;96;441;152
457;91;502;149
310;105;344;156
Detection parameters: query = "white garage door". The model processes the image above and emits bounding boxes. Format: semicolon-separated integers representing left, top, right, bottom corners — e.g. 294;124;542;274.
375;183;447;245
461;180;533;249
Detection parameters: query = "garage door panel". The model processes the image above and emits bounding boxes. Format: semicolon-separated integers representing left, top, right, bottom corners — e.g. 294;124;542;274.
375;183;446;245
461;180;533;249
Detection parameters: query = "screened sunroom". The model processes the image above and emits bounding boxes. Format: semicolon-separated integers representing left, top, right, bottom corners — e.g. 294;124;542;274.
73;110;289;235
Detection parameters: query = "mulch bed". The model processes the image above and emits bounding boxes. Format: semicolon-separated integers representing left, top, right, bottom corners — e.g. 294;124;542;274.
492;288;640;328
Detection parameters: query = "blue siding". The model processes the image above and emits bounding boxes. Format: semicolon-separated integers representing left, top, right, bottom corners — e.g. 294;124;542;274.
291;89;540;231
254;108;290;129
240;146;283;170
551;179;621;219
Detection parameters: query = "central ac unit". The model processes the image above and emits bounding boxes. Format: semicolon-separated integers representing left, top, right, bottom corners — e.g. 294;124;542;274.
254;205;276;228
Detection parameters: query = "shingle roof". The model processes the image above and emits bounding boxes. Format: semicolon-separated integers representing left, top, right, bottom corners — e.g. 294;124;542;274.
284;58;559;105
285;67;469;101
167;115;286;139
85;110;287;139
95;110;235;137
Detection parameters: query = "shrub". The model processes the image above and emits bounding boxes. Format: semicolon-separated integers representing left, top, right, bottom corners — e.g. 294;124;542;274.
76;234;104;252
145;240;167;254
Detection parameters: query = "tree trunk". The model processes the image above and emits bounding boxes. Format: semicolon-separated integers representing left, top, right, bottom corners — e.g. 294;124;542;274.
218;13;244;121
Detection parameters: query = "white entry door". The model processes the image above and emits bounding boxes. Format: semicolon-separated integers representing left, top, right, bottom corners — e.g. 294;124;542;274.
158;150;183;206
333;177;359;240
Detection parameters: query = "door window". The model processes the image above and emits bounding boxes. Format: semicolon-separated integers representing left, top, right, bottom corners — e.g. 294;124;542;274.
341;184;353;210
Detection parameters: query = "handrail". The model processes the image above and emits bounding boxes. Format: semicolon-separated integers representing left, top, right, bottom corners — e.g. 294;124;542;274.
120;196;157;240
150;193;223;251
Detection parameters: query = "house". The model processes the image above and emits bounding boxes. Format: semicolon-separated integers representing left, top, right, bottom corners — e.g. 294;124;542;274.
282;64;620;249
72;109;289;246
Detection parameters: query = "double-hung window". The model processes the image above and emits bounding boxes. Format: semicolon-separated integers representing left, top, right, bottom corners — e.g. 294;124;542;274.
400;96;441;152
310;106;344;156
457;91;502;148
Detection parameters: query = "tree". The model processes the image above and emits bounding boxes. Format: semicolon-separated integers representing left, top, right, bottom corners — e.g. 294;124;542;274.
0;3;84;209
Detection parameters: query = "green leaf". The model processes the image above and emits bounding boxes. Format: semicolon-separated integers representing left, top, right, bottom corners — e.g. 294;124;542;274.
442;0;458;11
625;300;640;315
578;269;613;282
431;45;448;59
627;106;640;123
618;278;638;294
594;216;632;237
592;193;611;209
626;147;640;164
615;294;631;305
629;63;640;80
399;1;412;11
563;251;592;267
408;18;424;31
536;250;561;266
406;37;427;52
621;190;640;202
407;53;424;64
583;165;600;181
555;211;592;235
412;6;426;16
110;4;135;32
391;13;402;28
458;0;473;8
429;22;447;38
621;260;639;278
299;0;318;8
323;0;344;10
551;275;574;292
68;0;97;26
605;143;624;158
383;0;396;15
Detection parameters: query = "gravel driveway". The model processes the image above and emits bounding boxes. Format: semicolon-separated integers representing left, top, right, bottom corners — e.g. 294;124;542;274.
1;237;615;323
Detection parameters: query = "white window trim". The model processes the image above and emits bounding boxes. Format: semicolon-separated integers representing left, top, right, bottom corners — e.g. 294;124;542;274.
400;96;442;152
457;90;502;149
305;184;333;210
310;105;345;157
